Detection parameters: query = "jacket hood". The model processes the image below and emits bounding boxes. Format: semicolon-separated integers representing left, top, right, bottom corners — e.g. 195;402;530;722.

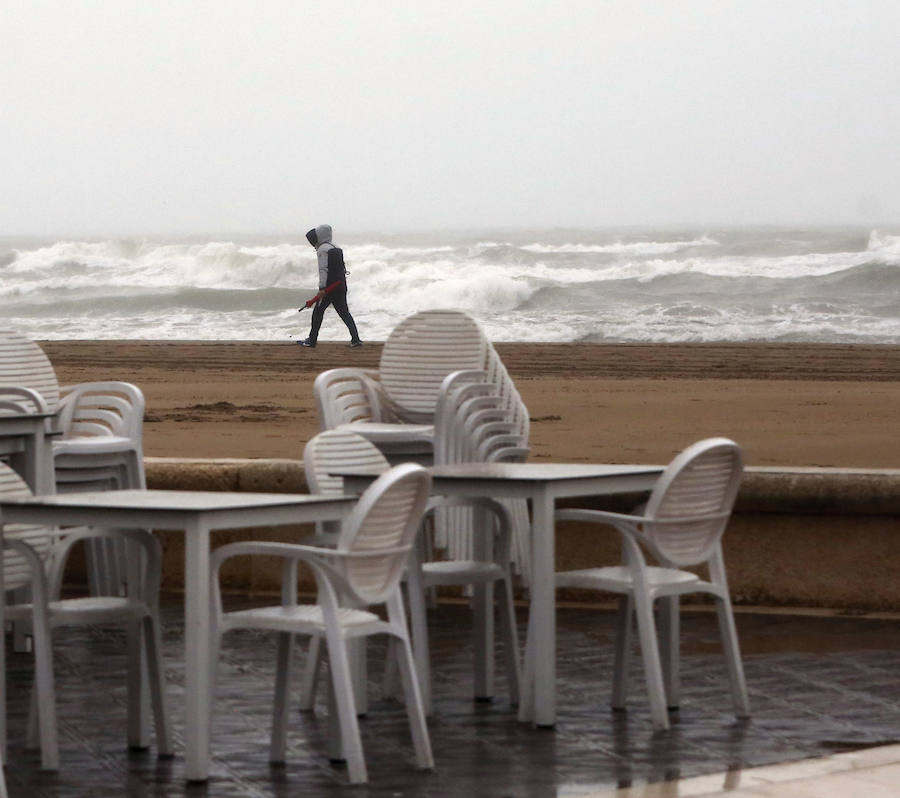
305;228;318;247
314;224;332;247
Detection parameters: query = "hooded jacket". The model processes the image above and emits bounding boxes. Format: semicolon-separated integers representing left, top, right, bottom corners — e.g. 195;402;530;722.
305;224;338;290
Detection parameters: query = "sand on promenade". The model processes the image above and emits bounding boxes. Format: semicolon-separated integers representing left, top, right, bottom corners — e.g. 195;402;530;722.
41;340;900;469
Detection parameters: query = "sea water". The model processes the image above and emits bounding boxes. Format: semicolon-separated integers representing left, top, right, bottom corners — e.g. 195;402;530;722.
1;227;898;343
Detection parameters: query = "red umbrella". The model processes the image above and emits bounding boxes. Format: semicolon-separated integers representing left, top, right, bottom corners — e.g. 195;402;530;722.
297;279;344;312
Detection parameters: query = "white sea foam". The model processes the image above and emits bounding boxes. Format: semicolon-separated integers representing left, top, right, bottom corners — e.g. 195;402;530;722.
519;236;718;255
2;228;898;343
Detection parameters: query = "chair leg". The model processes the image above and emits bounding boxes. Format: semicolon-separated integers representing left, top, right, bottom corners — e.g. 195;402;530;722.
658;596;681;710
29;603;59;769
323;630;367;784
611;594;633;711
405;566;432;713
715;595;750;718
632;592;669;731
472;580;495;701
270;632;294;762
143;614;172;756
393;631;434;770
298;637;323;711
518;607;535;722
85;539;103;596
498;575;521;705
347;638;369;716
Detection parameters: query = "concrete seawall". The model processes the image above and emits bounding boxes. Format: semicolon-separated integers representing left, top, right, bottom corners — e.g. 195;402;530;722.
142;457;900;611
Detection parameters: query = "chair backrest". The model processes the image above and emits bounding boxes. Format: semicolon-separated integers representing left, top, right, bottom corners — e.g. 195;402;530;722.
379;310;489;422
643;438;744;567
0;328;60;413
336;463;431;605
303;430;390;496
313;368;383;430
0;463;55;592
433;369;529;465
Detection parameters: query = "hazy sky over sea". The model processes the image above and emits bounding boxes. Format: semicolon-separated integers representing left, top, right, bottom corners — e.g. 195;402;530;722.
2;0;899;236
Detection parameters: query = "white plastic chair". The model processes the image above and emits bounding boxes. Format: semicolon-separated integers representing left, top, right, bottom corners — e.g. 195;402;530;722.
301;430;521;714
0;329;147;596
210;463;433;785
537;438;749;731
0;462;171;770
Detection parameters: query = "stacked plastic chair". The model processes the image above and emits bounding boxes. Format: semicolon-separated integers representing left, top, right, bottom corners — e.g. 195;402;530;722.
313;310;532;581
432;367;531;583
312;310;490;462
534;438;750;731
0;462;170;769
0;328;146;596
209;463;433;785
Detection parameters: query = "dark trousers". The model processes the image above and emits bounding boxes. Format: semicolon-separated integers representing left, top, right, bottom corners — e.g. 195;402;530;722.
307;287;360;343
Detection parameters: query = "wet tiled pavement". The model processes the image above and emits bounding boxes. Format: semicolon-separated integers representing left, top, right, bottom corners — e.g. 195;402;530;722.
4;598;900;797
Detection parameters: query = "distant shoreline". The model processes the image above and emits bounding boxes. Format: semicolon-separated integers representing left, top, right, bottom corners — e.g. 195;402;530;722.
41;339;900;381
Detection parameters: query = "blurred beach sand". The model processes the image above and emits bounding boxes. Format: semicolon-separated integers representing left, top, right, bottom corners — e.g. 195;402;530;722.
42;341;900;468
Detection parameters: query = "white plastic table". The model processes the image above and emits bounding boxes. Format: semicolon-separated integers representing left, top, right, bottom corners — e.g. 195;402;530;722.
340;462;664;728
0;488;356;782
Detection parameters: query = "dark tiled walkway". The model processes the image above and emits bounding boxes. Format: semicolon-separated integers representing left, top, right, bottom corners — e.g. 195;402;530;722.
5;598;900;797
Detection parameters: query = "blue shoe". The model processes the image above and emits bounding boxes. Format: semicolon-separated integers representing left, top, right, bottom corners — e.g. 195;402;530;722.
297;339;316;348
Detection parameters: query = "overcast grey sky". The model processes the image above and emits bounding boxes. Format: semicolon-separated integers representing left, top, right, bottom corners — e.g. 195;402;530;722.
2;0;899;236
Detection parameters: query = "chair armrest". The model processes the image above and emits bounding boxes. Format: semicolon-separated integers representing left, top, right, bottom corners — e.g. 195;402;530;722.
46;526;162;601
210;540;412;609
554;508;655;552
212;540;410;567
425;496;514;563
314;368;392;427
0;385;52;415
0;398;29;413
555;508;649;526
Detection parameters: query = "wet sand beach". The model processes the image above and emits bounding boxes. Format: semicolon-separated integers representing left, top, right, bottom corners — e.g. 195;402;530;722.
41;340;900;468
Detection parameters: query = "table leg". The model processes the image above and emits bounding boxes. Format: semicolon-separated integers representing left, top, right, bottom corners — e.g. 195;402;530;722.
521;486;555;727
184;518;212;781
472;504;495;700
126;540;152;748
348;640;368;715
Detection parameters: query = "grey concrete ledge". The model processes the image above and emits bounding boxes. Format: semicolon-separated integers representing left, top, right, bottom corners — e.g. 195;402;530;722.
144;457;900;610
146;457;307;493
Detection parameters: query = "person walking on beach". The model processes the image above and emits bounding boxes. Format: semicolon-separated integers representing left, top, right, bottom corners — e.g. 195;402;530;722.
298;224;362;348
